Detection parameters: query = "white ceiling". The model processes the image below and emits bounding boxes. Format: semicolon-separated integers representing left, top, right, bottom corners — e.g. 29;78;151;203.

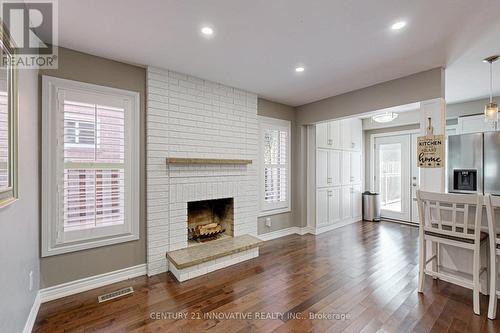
55;0;500;106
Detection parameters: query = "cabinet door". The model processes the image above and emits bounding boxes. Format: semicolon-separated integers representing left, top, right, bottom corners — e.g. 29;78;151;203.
351;184;362;220
316;149;328;187
328;150;342;186
351;119;362;151
328;187;341;224
350;152;362;184
341;151;351;185
457;115;497;134
316;122;330;149
341;186;352;220
340;119;352;150
316;188;329;227
330;121;342;149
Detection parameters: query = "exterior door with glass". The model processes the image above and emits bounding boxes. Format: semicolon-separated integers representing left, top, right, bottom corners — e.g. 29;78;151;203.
374;135;411;221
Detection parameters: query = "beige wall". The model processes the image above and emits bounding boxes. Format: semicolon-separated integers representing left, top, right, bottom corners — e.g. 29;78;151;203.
257;99;301;233
296;68;445;124
0;68;40;333
39;48;147;288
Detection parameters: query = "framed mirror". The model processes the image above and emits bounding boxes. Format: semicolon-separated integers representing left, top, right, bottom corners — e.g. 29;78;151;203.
0;23;18;207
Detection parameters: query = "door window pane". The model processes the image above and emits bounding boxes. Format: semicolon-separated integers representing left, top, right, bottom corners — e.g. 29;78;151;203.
378;143;402;212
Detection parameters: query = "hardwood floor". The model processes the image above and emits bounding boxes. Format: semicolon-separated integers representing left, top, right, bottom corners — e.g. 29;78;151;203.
34;221;500;332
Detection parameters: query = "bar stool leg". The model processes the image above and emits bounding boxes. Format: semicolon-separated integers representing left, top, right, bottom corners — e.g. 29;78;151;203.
418;235;426;293
488;249;497;319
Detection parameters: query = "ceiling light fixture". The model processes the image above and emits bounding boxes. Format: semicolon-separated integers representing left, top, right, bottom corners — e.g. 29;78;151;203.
484;55;499;126
391;21;407;30
201;26;214;36
372;112;399;123
295;66;305;73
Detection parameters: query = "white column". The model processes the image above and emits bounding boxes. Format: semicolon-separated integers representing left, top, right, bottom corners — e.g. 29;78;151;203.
419;98;446;192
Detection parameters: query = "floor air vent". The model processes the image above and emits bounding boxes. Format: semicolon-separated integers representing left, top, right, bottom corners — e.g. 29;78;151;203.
98;286;134;303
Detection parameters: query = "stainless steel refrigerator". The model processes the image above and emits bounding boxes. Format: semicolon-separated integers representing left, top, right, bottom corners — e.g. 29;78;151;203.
448;131;500;195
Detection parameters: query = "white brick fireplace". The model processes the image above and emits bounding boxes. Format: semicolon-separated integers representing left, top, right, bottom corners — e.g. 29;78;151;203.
146;67;259;276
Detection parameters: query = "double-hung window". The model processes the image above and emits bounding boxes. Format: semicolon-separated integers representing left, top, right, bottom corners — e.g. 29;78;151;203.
259;116;291;215
42;76;140;256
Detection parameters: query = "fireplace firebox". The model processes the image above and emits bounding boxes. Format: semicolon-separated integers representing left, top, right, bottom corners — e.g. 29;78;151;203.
187;198;234;244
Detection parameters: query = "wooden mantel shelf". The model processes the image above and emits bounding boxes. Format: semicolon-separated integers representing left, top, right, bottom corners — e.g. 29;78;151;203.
166;157;252;165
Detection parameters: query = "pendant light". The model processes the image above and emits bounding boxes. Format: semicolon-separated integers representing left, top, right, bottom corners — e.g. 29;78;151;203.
484;55;499;124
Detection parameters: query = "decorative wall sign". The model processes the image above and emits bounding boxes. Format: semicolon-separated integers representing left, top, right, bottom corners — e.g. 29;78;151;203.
417;135;445;168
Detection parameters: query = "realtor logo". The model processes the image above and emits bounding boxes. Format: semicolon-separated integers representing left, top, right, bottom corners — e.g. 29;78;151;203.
1;0;58;68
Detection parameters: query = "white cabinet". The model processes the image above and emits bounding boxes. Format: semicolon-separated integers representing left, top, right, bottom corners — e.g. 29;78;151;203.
316;188;329;227
341;151;362;185
316;187;341;228
341;151;351;185
316;123;330;149
317;149;341;187
316;121;341;149
350;152;362;184
341;186;352;220
329;151;342;186
316;149;328;188
351;184;362;220
328;187;341;224
314;118;362;232
457;115;497;134
340;118;362;151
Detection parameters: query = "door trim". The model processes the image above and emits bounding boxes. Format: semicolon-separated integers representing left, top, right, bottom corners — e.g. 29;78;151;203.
370;130;419;222
369;129;420;192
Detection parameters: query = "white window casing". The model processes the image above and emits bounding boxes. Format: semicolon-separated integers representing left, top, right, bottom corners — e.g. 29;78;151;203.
42;76;140;256
258;116;291;216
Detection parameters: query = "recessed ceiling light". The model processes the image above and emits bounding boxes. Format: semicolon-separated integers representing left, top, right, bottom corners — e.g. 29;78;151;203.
372;112;399;123
201;26;214;36
295;66;305;73
391;21;407;30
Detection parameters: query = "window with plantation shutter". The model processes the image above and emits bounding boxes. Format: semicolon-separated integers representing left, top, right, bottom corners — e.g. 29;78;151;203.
42;76;139;257
259;116;291;214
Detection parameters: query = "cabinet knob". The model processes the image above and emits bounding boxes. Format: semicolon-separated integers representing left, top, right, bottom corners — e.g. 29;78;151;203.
328;139;333;145
327;178;332;183
351;142;355;148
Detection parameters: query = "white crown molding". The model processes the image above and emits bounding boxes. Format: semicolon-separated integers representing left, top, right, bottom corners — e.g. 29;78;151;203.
39;264;147;303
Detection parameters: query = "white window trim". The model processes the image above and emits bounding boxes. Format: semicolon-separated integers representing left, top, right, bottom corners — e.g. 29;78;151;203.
258;116;291;217
42;76;140;257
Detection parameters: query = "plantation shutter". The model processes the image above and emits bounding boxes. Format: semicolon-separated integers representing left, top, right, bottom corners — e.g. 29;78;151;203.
58;94;126;240
262;126;288;211
0;90;7;189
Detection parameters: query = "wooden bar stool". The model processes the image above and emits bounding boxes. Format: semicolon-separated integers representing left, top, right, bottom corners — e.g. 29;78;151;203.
417;190;487;315
486;194;500;319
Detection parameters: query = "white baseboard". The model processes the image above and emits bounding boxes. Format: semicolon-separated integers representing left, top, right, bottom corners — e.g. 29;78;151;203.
23;292;41;333
312;218;360;235
39;264;147;303
258;226;316;241
258;227;301;241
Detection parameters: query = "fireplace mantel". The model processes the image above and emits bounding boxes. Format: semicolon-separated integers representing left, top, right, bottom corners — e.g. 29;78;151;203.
166;157;252;165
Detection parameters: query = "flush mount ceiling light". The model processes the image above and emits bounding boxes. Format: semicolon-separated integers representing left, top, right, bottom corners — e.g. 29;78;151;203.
391;21;407;30
483;55;499;125
295;66;305;73
372;112;399;123
201;26;214;36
